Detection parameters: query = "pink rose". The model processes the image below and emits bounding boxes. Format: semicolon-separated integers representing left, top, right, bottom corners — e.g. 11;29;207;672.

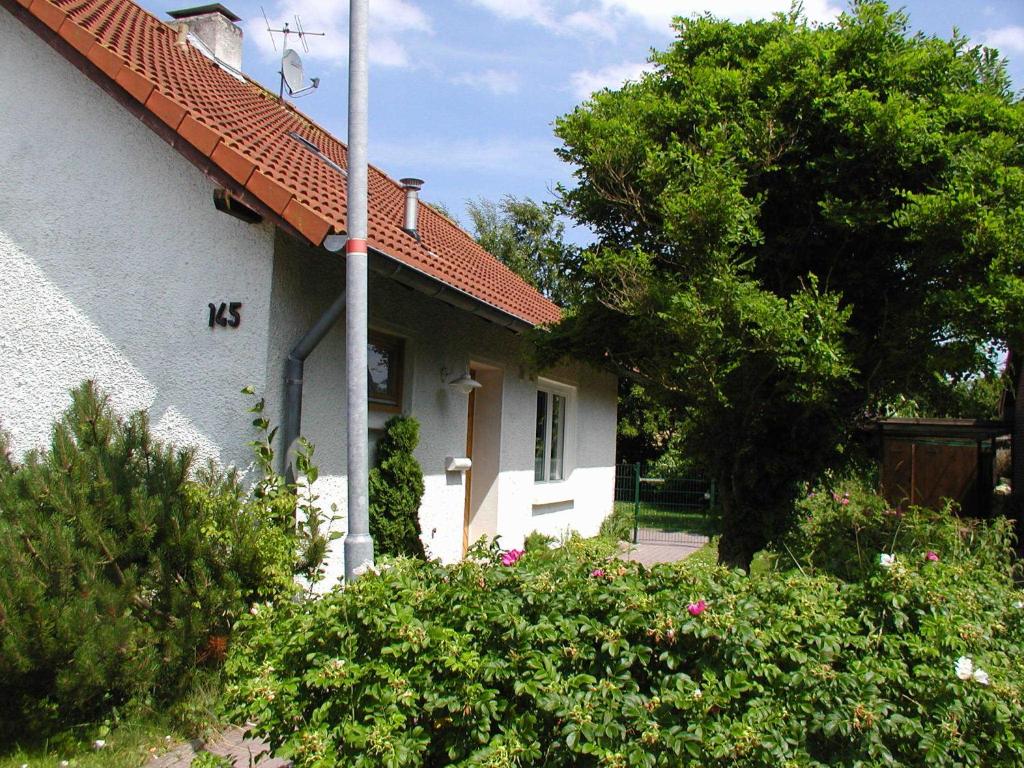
687;600;707;617
590;568;606;578
500;549;524;566
925;551;939;562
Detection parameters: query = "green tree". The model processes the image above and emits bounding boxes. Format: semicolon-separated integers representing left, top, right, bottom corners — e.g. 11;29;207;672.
540;2;1024;569
467;195;583;307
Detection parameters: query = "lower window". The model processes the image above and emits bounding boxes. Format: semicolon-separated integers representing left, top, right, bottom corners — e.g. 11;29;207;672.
535;388;566;482
368;331;404;410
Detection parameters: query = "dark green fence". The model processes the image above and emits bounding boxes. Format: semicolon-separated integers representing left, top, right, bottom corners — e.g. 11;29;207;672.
614;463;720;545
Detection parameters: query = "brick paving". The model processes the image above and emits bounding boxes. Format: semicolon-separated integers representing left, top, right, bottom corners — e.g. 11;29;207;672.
147;726;288;768
618;531;708;566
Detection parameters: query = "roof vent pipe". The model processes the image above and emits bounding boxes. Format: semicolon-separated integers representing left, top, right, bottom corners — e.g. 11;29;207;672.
400;177;424;239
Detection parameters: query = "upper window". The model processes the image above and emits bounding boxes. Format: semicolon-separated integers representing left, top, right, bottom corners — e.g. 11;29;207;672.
368;331;404;410
535;387;567;482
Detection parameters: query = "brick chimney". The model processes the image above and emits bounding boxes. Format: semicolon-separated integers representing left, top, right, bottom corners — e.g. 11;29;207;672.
168;5;243;72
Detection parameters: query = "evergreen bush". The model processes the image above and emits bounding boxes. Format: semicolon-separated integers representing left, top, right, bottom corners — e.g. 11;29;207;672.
368;415;425;559
599;501;635;542
0;382;316;742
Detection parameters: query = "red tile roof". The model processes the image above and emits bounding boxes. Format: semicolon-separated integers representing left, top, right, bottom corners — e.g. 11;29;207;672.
10;0;562;327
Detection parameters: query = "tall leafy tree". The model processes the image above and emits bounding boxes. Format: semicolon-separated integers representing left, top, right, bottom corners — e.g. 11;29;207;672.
539;2;1024;568
466;195;584;307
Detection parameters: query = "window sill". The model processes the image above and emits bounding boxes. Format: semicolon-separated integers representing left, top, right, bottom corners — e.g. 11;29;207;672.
532;479;573;506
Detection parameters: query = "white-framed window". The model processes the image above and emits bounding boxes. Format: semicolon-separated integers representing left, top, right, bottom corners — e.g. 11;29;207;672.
534;382;573;482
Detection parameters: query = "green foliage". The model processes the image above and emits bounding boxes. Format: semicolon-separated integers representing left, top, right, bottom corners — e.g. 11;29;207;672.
368;415;426;559
190;752;235;768
225;515;1024;767
882;371;1010;420
242;387;338;588
523;530;555;552
539;2;1024;569
466;195;584;308
781;475;1016;583
0;382;328;742
598;500;634;542
615;382;680;467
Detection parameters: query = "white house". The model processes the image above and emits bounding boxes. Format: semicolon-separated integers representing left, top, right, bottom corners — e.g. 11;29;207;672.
0;0;617;581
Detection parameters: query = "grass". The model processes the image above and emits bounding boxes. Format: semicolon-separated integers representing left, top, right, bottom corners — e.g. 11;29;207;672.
613;500;722;537
0;673;224;768
0;720;180;768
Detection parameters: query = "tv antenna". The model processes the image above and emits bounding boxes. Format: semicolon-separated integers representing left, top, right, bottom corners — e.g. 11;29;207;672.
262;8;324;100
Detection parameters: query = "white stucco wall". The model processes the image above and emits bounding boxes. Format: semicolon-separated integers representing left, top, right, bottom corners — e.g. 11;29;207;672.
265;237;618;578
0;8;276;467
1;4;618;588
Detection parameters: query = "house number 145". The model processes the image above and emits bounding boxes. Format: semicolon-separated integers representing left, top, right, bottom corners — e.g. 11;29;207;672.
208;302;242;328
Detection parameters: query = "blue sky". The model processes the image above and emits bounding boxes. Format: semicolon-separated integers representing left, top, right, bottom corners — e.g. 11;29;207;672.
144;0;1023;234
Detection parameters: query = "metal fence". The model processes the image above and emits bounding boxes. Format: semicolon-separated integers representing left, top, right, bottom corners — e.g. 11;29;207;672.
614;463;719;545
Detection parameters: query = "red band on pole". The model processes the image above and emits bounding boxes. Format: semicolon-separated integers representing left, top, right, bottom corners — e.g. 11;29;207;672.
346;238;368;254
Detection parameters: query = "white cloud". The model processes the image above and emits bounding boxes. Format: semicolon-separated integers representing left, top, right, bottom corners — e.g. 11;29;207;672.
466;0;558;28
563;10;617;40
372;136;557;176
451;69;521;95
595;0;841;31
980;26;1024;54
569;61;651;98
247;0;431;69
464;0;842;40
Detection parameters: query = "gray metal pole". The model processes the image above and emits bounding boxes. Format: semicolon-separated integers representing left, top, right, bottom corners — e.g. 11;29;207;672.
344;0;373;581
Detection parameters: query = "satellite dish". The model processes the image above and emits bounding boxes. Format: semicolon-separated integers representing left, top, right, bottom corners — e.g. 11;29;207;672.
282;49;305;93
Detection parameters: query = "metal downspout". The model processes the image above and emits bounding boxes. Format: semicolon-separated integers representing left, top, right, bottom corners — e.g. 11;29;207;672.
280;291;347;480
344;0;373;581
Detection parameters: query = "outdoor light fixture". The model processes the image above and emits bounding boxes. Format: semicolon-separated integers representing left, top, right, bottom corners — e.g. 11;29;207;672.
446;370;482;395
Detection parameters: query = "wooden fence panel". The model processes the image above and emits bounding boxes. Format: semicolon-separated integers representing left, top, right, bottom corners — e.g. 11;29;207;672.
882;438;979;514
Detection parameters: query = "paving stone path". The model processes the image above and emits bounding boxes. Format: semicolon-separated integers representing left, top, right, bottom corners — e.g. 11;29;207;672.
146;726;288;768
618;531;708;566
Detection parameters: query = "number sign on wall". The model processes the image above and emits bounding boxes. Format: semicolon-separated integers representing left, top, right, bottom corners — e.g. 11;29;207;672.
208;302;242;328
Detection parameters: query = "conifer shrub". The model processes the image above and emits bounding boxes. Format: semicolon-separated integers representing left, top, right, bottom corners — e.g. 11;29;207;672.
0;382;315;742
598;501;635;542
368;415;425;558
523;530;555;552
225;515;1024;767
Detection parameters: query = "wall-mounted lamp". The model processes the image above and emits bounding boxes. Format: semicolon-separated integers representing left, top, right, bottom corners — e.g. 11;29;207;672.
441;367;482;395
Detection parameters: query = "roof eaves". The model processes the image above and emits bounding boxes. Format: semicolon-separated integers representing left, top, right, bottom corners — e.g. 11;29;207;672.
368;247;533;334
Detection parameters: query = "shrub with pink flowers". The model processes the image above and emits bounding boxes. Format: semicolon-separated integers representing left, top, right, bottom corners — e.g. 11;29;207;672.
225;505;1024;768
781;474;997;583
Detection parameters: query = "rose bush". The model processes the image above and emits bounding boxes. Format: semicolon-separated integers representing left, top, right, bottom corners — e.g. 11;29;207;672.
225;506;1024;768
781;475;1010;583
